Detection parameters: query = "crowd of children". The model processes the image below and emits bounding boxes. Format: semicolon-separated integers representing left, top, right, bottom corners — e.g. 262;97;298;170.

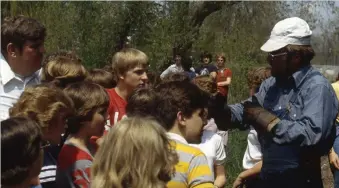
2;15;339;188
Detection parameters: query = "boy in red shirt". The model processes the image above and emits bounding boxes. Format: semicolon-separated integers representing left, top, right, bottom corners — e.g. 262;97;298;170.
106;48;148;128
215;54;232;148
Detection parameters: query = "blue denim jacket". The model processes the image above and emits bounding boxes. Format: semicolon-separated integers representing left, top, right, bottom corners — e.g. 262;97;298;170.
229;65;338;180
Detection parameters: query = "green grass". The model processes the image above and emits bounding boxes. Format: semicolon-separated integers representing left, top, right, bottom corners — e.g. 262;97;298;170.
223;72;251;188
224;130;248;188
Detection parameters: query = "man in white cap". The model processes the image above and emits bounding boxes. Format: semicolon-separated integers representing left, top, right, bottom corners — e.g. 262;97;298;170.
211;17;339;188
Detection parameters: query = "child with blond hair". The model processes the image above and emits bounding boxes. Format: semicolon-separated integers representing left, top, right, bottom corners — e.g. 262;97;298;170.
91;117;178;188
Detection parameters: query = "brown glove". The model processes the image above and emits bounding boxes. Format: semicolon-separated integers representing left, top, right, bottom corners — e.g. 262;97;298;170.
243;96;280;132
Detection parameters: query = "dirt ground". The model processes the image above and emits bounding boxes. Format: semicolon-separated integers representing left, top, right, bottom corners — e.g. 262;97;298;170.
321;156;334;188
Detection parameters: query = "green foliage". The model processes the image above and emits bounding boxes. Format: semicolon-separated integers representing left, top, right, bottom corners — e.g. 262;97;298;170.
225;130;248;188
1;2;338;187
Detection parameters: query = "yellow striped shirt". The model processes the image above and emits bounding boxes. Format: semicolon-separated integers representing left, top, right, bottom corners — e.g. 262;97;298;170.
167;133;214;188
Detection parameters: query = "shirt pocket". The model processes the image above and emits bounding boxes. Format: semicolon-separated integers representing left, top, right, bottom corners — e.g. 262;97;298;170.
287;102;302;121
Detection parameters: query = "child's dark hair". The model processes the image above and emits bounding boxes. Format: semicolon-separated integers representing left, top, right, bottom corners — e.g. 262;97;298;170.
200;51;212;61
126;88;159;117
154;81;209;130
1;117;42;186
64;82;109;135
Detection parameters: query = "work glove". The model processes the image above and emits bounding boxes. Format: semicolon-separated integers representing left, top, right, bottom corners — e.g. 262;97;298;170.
243;95;280;133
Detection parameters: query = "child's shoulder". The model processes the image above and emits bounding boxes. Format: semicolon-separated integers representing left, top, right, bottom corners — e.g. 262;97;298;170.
173;141;205;157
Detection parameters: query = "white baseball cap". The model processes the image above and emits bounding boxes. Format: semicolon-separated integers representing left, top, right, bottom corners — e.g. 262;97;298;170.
261;17;312;52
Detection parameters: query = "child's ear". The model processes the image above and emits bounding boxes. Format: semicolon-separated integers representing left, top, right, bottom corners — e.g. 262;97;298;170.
177;111;186;127
7;43;17;57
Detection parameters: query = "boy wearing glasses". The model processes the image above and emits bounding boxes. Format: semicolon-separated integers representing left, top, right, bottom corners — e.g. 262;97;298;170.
215;17;338;188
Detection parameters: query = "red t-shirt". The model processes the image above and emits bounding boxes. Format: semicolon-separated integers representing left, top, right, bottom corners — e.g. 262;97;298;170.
56;142;95;188
216;68;232;96
106;88;127;130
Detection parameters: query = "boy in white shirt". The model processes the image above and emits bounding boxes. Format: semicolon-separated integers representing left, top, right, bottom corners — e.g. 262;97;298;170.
233;67;271;188
191;75;227;188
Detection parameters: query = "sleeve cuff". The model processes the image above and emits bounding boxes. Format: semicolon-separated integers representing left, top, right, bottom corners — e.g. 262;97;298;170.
267;118;280;133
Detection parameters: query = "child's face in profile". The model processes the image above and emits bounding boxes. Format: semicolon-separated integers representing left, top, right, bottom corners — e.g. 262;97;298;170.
123;66;148;90
182;108;208;144
88;110;108;137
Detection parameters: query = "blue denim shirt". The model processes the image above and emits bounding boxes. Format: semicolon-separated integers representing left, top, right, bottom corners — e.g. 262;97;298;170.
230;65;338;172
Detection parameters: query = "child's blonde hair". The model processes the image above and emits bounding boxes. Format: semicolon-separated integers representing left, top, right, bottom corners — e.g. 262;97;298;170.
41;56;88;88
111;48;148;82
9;85;74;130
91;116;178;188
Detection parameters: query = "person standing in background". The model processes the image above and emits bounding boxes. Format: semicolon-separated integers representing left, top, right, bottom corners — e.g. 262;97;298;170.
215;54;232;104
160;53;184;79
215;54;232;148
0;16;46;121
195;52;218;79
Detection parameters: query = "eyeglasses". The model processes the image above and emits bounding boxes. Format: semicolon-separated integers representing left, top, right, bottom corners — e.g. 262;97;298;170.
267;52;287;61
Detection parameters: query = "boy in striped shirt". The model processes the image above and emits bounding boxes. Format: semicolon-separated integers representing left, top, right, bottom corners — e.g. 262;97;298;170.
154;81;215;188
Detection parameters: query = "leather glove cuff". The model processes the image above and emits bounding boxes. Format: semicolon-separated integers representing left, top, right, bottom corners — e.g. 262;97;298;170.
255;109;280;132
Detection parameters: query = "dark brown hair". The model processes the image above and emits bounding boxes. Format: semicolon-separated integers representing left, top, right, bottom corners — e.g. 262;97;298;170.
1;117;42;186
154;81;209;130
1;16;46;53
64;82;109;134
285;45;315;64
126;88;159;117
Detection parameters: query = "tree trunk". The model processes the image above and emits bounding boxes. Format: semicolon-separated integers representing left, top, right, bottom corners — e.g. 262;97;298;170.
173;1;239;56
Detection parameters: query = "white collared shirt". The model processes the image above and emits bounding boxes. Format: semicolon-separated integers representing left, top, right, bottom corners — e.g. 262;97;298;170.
0;53;40;121
190;130;226;177
160;64;184;79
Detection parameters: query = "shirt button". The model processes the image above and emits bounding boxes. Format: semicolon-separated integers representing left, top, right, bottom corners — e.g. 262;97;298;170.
307;180;310;183
294;114;296;117
279;106;282;110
